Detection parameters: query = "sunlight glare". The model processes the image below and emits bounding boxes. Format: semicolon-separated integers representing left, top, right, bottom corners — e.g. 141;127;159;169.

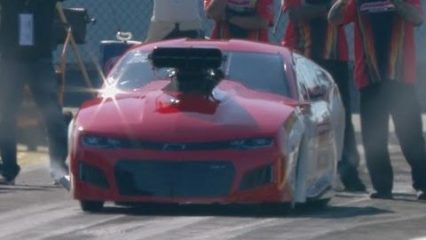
101;84;121;99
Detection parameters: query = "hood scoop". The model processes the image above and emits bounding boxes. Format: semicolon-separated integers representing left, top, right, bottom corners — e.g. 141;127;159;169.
149;47;225;97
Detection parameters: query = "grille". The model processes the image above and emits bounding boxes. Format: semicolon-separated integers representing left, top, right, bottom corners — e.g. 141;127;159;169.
115;160;235;197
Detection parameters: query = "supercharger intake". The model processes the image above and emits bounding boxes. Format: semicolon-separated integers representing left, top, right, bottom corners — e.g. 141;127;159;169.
149;47;224;96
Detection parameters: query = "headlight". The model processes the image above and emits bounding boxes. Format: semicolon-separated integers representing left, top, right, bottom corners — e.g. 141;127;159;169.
281;113;304;154
230;137;273;150
82;135;128;149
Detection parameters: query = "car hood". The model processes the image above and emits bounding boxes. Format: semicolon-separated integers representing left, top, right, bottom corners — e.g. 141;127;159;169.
75;81;297;142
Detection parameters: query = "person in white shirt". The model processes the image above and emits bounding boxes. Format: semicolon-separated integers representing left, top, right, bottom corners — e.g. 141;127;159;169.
145;0;204;42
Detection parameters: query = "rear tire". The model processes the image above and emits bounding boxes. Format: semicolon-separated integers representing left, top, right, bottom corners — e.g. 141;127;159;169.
80;200;104;212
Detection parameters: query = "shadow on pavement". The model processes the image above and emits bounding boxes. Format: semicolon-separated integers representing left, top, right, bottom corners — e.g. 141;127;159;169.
299;205;393;219
95;202;391;219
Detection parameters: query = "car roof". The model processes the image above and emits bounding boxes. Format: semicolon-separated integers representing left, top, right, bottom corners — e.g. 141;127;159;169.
135;38;292;56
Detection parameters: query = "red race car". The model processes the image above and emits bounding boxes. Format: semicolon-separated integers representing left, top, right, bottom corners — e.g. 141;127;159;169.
68;39;345;212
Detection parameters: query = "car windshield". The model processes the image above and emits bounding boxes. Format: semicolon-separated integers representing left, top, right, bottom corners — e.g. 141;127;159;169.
109;49;290;97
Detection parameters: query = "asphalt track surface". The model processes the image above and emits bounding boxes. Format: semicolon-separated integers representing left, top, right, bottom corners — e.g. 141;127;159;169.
0;115;425;240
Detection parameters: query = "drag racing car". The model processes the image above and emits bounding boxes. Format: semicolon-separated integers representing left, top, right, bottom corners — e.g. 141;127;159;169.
68;39;345;212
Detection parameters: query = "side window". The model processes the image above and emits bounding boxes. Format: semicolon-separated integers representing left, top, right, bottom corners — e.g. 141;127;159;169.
293;54;330;101
315;67;333;93
293;54;316;101
110;51;170;90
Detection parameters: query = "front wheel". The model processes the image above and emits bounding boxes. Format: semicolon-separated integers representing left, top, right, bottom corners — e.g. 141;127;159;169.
80;200;104;212
297;198;330;211
307;198;330;208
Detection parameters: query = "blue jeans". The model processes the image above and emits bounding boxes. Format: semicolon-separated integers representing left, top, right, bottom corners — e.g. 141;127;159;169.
0;58;68;179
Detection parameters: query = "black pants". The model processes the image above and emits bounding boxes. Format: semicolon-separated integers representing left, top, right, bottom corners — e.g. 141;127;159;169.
0;58;68;178
164;23;204;40
360;81;426;193
318;60;361;180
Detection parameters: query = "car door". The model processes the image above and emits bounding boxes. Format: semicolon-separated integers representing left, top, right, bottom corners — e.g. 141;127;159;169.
292;54;337;199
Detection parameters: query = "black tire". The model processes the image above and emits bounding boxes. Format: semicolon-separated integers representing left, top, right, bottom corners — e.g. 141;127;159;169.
304;198;331;209
80;200;104;212
293;198;330;213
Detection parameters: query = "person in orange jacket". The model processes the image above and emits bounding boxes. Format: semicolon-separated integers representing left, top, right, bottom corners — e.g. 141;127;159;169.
329;0;426;200
281;0;366;192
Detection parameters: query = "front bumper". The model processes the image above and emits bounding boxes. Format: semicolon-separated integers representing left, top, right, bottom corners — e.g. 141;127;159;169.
71;148;293;204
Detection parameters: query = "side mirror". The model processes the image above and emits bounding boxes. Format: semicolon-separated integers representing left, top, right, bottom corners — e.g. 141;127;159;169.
298;101;311;115
286;101;311;115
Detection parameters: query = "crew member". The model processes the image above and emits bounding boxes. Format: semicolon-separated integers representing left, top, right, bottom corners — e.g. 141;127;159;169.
281;0;366;192
145;0;204;42
0;0;68;184
204;0;274;42
329;0;426;200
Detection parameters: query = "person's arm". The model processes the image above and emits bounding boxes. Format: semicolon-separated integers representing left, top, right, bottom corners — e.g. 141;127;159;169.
328;0;351;25
391;0;423;26
204;0;227;21
228;0;273;30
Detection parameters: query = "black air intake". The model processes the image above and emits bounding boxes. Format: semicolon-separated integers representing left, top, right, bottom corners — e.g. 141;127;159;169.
78;162;109;189
239;164;273;191
149;47;224;95
115;160;235;197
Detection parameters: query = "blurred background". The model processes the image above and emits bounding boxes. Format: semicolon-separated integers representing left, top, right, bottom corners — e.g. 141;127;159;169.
58;0;426;111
